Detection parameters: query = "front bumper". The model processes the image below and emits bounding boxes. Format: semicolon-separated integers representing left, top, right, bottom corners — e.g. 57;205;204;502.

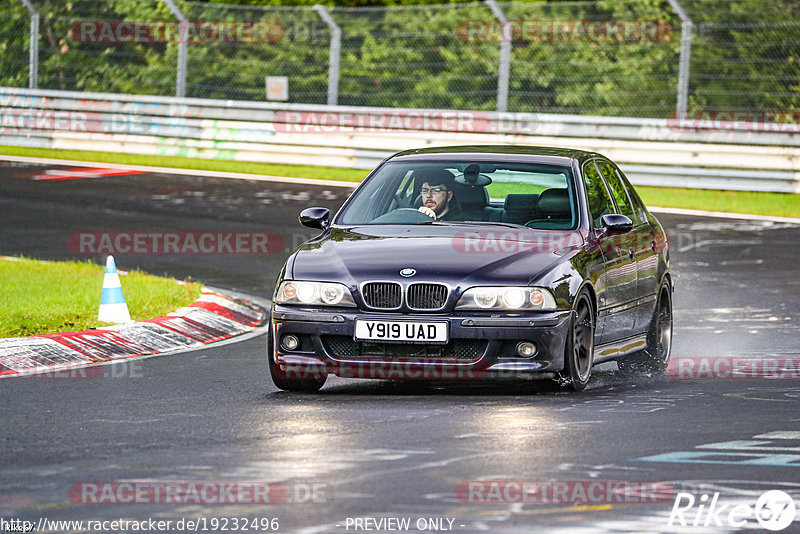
271;305;573;381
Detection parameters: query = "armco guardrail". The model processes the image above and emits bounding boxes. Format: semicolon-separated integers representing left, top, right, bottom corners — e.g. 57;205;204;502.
1;87;799;193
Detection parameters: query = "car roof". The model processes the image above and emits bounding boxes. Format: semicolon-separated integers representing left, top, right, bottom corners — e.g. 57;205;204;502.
388;145;601;166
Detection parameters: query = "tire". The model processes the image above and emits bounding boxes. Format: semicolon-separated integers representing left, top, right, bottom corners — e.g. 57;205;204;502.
618;285;673;375
557;291;595;392
268;329;326;392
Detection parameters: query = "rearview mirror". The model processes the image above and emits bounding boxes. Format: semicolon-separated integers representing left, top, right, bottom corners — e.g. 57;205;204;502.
299;207;330;230
600;213;633;233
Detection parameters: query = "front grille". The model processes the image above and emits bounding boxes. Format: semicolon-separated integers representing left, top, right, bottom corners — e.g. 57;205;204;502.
322;335;486;363
362;282;402;309
407;283;448;310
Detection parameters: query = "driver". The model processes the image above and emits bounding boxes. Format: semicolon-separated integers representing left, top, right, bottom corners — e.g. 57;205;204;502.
417;170;464;221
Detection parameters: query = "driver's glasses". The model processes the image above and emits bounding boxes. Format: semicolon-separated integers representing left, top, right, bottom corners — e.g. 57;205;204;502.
421;187;447;196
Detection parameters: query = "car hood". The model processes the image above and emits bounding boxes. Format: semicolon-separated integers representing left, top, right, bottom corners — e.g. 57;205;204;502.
290;226;585;287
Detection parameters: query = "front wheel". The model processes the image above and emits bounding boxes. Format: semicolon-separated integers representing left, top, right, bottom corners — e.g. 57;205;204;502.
618;285;673;375
268;330;326;392
557;291;595;391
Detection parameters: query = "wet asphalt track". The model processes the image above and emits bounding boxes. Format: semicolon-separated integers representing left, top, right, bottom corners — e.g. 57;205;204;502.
1;161;799;534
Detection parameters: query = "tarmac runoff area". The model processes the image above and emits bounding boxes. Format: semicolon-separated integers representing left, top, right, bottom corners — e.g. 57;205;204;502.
0;286;269;379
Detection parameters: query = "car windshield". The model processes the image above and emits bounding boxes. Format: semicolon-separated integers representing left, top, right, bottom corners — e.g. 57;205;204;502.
336;160;578;229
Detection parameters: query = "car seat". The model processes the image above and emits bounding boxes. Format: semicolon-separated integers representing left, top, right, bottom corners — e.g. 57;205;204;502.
526;188;572;229
502;194;540;225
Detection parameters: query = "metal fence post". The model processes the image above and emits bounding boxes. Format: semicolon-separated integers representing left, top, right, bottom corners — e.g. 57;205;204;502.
667;0;692;116
314;5;341;106
163;0;188;98
19;0;39;89
485;0;510;113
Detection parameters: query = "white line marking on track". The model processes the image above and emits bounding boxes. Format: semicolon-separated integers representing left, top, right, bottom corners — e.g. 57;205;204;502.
0;154;359;188
755;431;800;439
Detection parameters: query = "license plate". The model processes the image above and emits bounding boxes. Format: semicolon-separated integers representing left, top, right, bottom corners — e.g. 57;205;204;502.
354;320;448;343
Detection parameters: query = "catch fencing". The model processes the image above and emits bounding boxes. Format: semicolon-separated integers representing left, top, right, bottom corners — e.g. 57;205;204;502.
2;0;799;119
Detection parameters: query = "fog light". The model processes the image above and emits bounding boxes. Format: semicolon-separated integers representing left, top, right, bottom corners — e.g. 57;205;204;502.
516;342;537;358
281;334;300;351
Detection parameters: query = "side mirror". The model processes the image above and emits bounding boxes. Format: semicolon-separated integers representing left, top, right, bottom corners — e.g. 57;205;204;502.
299;207;330;230
600;213;633;233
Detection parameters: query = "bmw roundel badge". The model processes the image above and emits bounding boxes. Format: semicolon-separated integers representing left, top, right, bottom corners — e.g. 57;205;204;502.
399;268;416;277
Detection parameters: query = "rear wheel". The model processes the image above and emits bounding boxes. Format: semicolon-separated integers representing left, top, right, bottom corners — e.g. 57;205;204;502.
268;329;326;392
557;291;595;391
618;285;673;374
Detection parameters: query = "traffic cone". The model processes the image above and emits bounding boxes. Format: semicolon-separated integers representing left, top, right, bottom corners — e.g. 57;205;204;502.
98;255;132;324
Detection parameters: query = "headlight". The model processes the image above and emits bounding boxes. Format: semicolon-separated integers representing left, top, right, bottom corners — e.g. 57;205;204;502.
473;288;497;309
456;287;557;311
275;281;356;307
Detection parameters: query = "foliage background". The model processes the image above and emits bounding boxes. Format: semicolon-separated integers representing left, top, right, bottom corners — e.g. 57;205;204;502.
1;0;798;117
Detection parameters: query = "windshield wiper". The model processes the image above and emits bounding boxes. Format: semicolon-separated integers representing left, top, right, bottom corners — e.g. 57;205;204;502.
417;220;525;229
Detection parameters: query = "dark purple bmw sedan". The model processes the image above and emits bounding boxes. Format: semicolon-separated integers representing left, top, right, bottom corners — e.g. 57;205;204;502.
269;145;672;392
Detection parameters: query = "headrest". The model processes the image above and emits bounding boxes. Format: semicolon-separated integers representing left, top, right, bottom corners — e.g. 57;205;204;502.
538;188;570;217
454;183;489;207
504;194;539;212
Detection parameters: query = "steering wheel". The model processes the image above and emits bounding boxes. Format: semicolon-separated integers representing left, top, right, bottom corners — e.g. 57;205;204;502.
370;208;435;224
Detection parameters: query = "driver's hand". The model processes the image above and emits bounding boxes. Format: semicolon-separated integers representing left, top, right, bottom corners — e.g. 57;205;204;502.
418;206;436;219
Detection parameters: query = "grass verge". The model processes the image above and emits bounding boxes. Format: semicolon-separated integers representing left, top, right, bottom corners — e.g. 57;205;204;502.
635;186;800;218
1;145;797;218
0;145;367;182
0;256;201;338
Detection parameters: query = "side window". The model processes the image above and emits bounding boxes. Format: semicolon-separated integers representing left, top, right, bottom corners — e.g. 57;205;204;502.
614;165;648;224
395;171;415;207
368;169;410;219
582;161;616;229
596;161;636;223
